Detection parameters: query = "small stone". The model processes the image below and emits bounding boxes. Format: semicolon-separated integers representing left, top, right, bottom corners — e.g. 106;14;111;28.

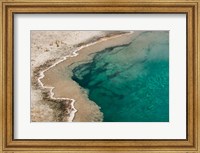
44;48;49;52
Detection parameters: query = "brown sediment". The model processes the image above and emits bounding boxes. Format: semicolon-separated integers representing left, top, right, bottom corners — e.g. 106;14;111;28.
42;89;73;122
74;31;130;48
40;31;139;122
32;59;57;89
32;58;75;122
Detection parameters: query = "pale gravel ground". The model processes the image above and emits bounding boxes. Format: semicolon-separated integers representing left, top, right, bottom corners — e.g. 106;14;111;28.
31;31;107;122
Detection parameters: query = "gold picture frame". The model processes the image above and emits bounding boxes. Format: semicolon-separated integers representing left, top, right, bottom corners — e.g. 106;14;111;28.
0;0;200;152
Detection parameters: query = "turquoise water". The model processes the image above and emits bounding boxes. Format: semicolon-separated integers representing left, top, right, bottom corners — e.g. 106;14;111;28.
72;31;169;122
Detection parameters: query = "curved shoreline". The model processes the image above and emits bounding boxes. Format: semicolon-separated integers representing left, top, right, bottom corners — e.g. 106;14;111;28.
38;31;137;122
37;39;108;122
37;39;104;122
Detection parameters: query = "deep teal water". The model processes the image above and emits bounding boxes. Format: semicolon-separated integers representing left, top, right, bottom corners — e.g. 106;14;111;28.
72;31;169;122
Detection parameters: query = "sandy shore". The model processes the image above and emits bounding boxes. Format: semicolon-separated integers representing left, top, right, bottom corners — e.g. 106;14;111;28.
39;31;141;122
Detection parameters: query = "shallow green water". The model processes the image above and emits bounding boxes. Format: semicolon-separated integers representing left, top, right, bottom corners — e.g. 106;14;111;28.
72;31;169;122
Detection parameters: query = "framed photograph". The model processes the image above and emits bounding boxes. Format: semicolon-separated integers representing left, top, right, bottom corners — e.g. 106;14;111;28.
0;0;200;152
